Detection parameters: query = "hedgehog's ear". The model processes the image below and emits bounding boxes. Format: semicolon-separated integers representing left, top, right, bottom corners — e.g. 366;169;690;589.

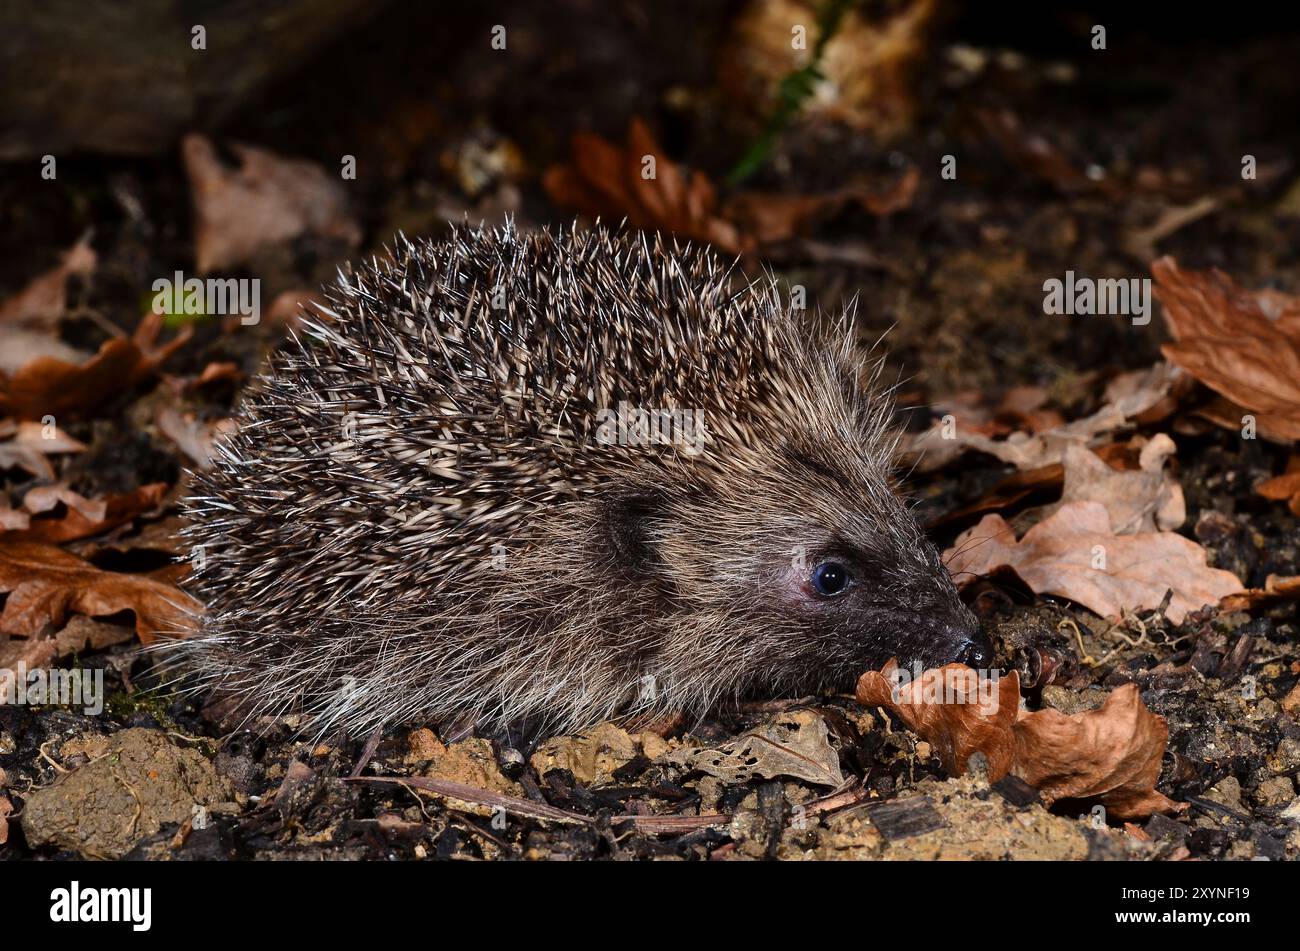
602;491;663;578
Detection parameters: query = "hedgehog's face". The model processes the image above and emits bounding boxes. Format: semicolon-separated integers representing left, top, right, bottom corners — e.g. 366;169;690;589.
605;443;992;699
617;443;993;695
757;444;993;684
773;532;991;679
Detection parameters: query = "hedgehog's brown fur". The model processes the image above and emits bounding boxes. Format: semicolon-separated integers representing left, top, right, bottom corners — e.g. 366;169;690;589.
171;221;988;737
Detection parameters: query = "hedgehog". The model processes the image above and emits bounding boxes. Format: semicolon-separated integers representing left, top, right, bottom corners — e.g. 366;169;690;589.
170;220;991;739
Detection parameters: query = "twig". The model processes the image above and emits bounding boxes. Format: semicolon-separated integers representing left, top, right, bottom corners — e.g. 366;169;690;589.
347;775;731;833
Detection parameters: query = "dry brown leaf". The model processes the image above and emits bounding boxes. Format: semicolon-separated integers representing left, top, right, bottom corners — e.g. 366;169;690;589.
0;629;57;673
0;312;189;420
0;795;11;846
156;407;237;471
722;168;919;245
544;118;746;254
546;116;922;256
1040;437;1185;534
0;418;85;480
944;500;1243;624
1255;457;1300;516
0;539;200;642
0;233;96;326
927;463;1064;531
545;118;919;254
1153;256;1300;442
182;134;361;273
72;513;188;559
2;482;167;544
1218;574;1300;613
856;661;1185;819
0;330;90;377
899;363;1185;473
53;615;136;655
856;659;1020;777
665;710;844;787
1011;685;1184;818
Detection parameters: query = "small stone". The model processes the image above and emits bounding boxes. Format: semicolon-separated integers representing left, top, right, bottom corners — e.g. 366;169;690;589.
1204;776;1244;812
405;727;446;763
1253;776;1295;808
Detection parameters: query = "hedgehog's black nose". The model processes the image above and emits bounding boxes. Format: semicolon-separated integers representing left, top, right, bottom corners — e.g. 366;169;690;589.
957;634;995;670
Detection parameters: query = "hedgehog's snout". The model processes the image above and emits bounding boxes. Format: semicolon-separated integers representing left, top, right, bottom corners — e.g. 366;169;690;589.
918;605;994;671
953;626;995;670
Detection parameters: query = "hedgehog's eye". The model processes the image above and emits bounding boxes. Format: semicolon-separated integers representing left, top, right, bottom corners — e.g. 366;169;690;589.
811;561;851;597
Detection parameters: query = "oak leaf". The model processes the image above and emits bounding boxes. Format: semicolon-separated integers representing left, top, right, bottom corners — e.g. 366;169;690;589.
899;363;1186;473
0;539;199;642
0;418;85;480
1040;436;1185;534
182;134;361;273
856;661;1185;819
944;501;1242;624
2;483;167;544
543;118;746;254
0;312;189;420
1153;256;1300;442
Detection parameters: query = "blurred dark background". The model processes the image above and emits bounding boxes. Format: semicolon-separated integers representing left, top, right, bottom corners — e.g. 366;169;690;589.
4;0;1299;393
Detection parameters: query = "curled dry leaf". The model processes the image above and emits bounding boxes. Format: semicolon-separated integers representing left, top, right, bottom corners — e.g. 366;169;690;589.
1153;256;1300;442
944;500;1243;624
856;661;1185;819
857;660;1020;777
182;133;361;273
1255;456;1300;516
1219;574;1300;613
2;482;167;544
0;539;200;642
0;312;189;420
1040;436;1185;534
0;418;85;480
722;167;919;245
544;118;746;254
1012;684;1185;819
0;232;96;326
156;407;237;471
899;363;1185;473
665;709;844;787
